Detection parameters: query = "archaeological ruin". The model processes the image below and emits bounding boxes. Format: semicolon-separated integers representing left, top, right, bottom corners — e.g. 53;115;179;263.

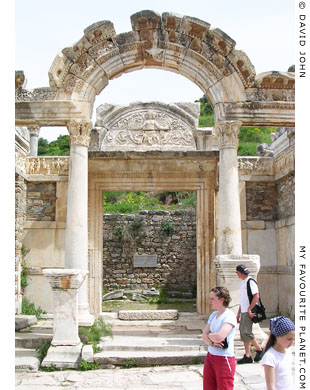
15;10;295;330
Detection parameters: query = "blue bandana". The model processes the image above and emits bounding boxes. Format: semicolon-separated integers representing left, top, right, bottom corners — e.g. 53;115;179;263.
270;316;295;337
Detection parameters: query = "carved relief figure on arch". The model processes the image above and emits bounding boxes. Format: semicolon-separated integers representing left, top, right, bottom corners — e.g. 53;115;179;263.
15;8;295;358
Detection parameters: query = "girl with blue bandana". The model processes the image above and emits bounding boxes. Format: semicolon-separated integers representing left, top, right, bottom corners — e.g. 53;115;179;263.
261;316;295;390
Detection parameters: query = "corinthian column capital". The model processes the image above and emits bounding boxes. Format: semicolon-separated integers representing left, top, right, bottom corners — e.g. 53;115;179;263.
67;119;93;147
27;125;41;137
215;121;242;149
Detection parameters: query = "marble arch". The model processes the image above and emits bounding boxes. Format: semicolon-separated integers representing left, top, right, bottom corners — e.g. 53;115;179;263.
15;10;295;321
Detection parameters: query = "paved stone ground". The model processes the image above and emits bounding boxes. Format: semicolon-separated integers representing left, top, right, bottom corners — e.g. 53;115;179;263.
14;363;256;390
15;317;295;389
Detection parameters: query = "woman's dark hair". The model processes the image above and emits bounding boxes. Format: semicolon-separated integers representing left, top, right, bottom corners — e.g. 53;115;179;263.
210;286;231;307
264;333;277;354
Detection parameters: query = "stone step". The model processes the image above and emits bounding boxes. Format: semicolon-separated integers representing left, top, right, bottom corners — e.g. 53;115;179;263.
15;348;40;372
15;332;52;349
99;335;206;352
94;349;207;367
15;315;37;331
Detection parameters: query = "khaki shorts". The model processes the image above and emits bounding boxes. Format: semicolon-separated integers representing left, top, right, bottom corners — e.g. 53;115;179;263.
239;312;254;342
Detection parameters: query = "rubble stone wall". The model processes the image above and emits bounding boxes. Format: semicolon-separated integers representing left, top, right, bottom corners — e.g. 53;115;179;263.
102;209;197;293
277;172;295;219
26;182;56;221
15;173;27;313
246;181;278;221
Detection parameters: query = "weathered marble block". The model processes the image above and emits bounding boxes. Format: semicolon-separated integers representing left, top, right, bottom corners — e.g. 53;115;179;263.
118;309;178;321
214;254;260;314
42;268;88;368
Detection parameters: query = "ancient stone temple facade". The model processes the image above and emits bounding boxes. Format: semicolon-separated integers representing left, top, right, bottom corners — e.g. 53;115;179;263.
15;10;295;320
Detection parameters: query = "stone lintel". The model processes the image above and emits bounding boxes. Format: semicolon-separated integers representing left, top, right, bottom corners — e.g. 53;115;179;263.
215;102;295;127
118;309;178;320
88;150;219;159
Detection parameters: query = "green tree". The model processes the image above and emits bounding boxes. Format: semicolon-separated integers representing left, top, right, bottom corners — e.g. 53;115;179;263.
38;135;70;156
38;138;48;155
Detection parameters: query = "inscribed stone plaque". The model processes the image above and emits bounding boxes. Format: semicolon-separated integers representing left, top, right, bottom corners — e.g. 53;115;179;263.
133;254;158;267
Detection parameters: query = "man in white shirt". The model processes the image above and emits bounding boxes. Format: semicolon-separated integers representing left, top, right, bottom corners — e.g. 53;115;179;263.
236;264;264;364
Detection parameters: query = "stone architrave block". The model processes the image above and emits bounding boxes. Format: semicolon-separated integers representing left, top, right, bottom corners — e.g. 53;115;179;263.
118;309;178;321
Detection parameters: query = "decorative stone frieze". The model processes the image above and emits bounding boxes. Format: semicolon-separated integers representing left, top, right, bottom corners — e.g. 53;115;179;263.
26;157;69;176
95;102;200;152
15;88;58;102
238;157;274;176
215;121;241;149
67;120;92;147
274;144;295;175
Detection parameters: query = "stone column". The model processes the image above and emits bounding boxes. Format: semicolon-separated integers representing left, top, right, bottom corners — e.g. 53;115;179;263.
65;119;94;326
215;121;242;255
42;269;87;368
27;125;40;156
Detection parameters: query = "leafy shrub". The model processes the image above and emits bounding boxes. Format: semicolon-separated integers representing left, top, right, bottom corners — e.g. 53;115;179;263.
21;298;45;319
161;220;174;236
79;317;113;351
35;339;51;363
79;359;99;371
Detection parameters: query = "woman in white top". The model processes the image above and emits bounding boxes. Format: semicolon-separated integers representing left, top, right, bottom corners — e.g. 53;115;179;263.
202;286;237;390
261;316;295;390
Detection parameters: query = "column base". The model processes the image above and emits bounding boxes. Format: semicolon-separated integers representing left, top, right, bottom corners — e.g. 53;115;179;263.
214;254;260;314
41;343;83;369
78;307;95;327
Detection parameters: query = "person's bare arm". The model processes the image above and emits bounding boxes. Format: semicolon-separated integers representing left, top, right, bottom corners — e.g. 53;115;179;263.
202;323;213;346
208;323;233;346
263;365;276;390
248;293;260;318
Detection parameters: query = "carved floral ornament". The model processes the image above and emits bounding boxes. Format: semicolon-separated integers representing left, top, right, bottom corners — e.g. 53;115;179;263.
110;111;187;131
214;121;242;149
27;125;40;137
67;120;93;147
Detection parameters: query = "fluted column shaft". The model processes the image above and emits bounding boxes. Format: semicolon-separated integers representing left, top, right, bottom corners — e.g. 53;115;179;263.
215;121;242;255
28;125;40;156
65;119;93;325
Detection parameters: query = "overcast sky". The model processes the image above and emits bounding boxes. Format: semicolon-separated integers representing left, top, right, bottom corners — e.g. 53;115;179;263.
15;0;294;140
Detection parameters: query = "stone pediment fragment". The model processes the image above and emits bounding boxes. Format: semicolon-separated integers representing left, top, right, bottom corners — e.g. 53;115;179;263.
96;102;200;152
